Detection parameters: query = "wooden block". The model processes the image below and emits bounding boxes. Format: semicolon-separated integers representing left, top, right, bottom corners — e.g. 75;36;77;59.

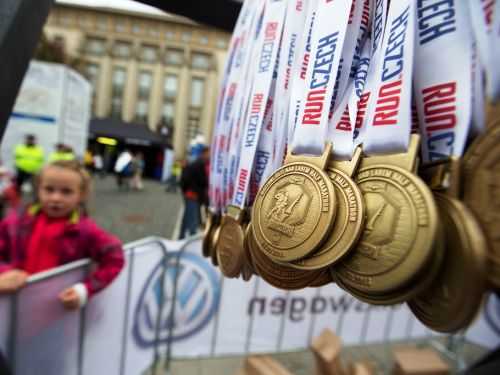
392;348;450;375
349;361;375;375
311;329;345;375
243;355;294;375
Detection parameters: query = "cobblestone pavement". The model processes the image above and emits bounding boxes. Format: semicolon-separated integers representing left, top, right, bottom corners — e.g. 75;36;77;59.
89;176;183;244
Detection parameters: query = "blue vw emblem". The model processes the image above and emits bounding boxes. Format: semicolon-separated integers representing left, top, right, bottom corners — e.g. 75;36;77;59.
133;251;220;347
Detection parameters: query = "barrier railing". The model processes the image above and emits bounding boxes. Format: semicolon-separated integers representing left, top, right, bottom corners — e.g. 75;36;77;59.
0;236;496;375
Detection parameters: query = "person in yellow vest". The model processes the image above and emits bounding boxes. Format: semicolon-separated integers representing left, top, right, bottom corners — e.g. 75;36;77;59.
14;134;45;192
49;143;75;163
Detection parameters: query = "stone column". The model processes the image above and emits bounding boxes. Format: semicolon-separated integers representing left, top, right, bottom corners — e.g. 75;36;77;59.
149;63;164;131
173;64;189;160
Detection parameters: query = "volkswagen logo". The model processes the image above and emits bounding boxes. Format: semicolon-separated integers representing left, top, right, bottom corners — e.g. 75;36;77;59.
133;251;220;347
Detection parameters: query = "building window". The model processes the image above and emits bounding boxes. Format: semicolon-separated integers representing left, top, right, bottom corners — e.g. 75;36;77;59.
60;15;71;26
115;21;127;33
165;30;175;40
113;41;132;59
186;78;205;141
181;31;192;42
136;71;152;123
140;45;159;63
200;35;209;45
133;23;142;34
149;27;159;37
97;17;108;31
191;52;211;70
85;37;106;56
79;16;90;28
84;63;100;114
216;37;228;49
165;48;183;66
111;67;126;118
162;74;178;126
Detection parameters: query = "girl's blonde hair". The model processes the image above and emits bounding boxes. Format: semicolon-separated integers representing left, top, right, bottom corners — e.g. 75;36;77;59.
35;160;92;212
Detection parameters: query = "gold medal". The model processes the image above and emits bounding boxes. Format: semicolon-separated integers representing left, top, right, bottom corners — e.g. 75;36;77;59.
335;136;439;295
211;224;221;266
202;212;219;258
252;144;337;262
216;206;247;278
463;124;500;288
247;223;322;290
333;227;444;305
309;269;334;287
408;193;487;332
289;147;365;270
241;224;257;281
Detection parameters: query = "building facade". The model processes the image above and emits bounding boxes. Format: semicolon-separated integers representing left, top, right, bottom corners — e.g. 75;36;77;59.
43;3;230;159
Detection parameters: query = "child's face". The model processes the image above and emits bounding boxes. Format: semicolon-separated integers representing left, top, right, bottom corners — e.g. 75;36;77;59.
38;167;83;218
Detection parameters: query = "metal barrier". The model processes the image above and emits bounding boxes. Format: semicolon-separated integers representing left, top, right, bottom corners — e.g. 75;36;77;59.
0;235;495;375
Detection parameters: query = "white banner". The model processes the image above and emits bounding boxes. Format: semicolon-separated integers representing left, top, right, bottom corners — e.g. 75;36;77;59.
0;237;498;374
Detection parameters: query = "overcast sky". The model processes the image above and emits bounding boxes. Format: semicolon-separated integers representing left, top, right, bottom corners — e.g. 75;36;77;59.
55;0;166;17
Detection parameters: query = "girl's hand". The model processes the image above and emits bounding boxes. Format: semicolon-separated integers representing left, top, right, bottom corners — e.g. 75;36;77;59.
0;270;29;293
58;287;81;310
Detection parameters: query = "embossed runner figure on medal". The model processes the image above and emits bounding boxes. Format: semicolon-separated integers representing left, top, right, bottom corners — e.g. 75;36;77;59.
252;0;357;264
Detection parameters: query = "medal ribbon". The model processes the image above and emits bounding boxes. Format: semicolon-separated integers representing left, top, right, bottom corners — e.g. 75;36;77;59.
223;0;266;208
290;0;353;156
210;0;256;212
288;0;320;145
272;0;308;171
414;1;473;162
362;0;415;156
232;0;287;209
331;0;365;114
353;0;388;146
468;0;500;100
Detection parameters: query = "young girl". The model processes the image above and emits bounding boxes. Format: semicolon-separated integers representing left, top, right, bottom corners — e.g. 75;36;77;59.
0;160;124;310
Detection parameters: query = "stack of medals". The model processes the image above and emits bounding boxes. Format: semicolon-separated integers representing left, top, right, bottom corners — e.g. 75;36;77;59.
203;0;500;334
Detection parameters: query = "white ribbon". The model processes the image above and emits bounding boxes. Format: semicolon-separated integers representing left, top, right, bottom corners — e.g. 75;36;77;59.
414;1;473;162
290;0;353;156
232;0;287;208
468;0;500;100
272;0;308;171
363;0;415;156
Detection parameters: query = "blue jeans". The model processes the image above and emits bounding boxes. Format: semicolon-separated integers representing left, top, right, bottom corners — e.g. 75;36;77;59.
180;198;201;239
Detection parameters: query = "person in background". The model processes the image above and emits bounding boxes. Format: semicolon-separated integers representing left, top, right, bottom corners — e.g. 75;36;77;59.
114;149;133;189
0;167;20;219
179;147;209;239
14;134;44;193
84;149;94;172
0;160;125;310
93;153;105;178
165;160;181;193
49;143;75;162
130;152;144;191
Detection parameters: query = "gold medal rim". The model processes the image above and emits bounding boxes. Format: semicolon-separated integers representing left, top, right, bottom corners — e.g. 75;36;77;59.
309;268;333;287
408;193;487;332
248;223;322;290
202;213;215;258
241;223;256;281
463;124;500;288
216;215;245;278
333;228;445;305
336;164;439;294
252;161;337;262
289;167;365;270
211;225;221;266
